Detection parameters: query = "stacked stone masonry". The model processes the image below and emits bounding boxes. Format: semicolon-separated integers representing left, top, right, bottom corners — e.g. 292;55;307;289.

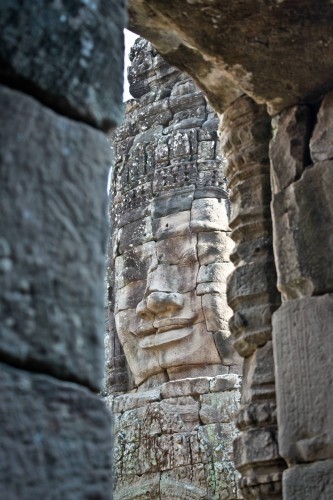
0;1;126;497
271;90;333;499
107;375;241;499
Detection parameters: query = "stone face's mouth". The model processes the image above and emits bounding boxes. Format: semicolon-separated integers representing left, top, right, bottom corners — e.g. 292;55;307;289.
133;324;156;338
133;316;194;339
154;317;194;331
139;326;192;349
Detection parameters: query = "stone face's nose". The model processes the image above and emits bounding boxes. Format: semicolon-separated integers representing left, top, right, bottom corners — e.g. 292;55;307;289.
146;291;184;314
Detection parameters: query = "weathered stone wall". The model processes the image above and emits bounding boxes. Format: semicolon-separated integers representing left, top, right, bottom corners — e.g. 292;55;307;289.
0;1;125;497
220;96;286;498
127;5;333;498
107;375;241;499
271;91;333;498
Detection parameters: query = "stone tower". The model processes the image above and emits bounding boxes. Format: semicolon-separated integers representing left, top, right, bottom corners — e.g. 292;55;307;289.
106;38;242;498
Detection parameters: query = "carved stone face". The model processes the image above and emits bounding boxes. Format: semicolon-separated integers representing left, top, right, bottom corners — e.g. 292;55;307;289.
113;194;234;386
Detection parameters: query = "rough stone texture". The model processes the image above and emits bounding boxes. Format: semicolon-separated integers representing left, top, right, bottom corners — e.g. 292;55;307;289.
310;90;333;162
283;460;333;500
0;362;112;499
0;85;111;391
270;89;333;497
272;160;333;300
128;1;333;115
107;38;241;393
110;376;241;499
270;105;312;194
220;95;286;498
0;0;126;130
273;296;333;464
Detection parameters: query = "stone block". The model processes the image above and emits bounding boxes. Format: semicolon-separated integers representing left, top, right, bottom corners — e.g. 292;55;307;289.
310;90;333;162
168;363;229;380
0;0;125;129
118;217;153;254
197;231;234;265
213;331;242;366
197;140;215;161
234;427;281;470
202;293;231;332
114;280;146;313
147;262;199;293
199;423;237;462
161;377;211;398
0;363;112;499
198;262;233;284
160;465;208;499
273;296;333;463
241;342;276;403
272;161;333;298
114;242;157;289
152;210;191;240
210;374;242;393
156;233;197;265
152;188;194;218
159;397;200;432
114;473;160;500
199;391;240;424
283;460;333;500
112;388;161;414
153;163;197;194
191;198;229;232
0;86;110;390
270;105;311;193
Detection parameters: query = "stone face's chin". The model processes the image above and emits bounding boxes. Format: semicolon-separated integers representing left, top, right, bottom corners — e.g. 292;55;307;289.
139;325;192;350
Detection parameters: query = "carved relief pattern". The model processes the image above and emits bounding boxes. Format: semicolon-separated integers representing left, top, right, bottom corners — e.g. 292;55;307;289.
219;95;286;498
107;375;241;499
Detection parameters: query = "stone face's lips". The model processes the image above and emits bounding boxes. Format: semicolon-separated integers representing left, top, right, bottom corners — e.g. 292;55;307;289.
133;317;194;339
133;324;156;337
153;317;194;330
139;326;192;349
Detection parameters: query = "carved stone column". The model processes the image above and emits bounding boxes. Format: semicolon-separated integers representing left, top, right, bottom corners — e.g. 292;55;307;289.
271;92;333;498
220;95;286;498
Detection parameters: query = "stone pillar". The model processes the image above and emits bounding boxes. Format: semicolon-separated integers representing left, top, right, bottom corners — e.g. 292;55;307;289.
0;1;125;497
271;92;333;499
220;95;287;498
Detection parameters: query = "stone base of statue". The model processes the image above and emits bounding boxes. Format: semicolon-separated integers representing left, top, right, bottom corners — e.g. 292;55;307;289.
107;374;241;499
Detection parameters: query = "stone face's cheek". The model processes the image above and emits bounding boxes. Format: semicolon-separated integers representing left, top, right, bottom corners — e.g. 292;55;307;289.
114;280;146;314
159;322;221;370
115;241;157;289
201;293;232;333
114;309;160;384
